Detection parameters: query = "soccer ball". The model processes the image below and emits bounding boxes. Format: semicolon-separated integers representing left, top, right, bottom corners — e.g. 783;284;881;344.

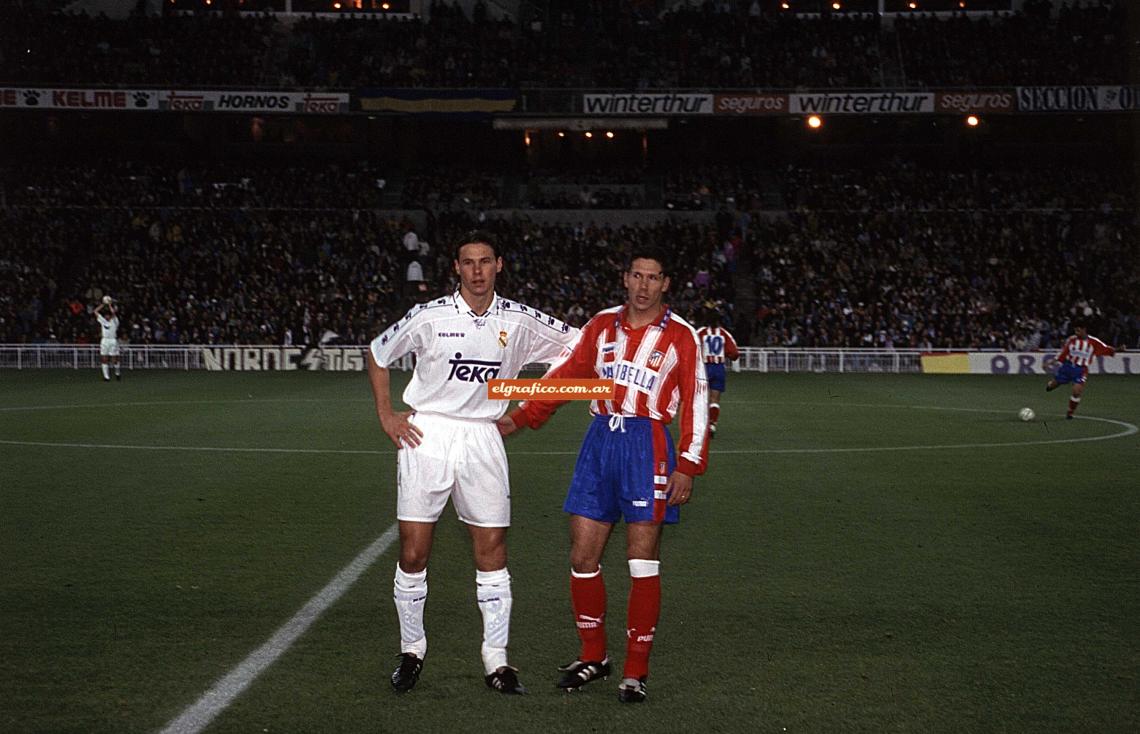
1018;407;1035;422
102;295;112;304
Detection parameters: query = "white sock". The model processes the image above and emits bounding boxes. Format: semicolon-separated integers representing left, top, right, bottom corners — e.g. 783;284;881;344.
476;567;512;674
101;364;109;380
114;364;121;376
628;558;660;578
393;564;427;659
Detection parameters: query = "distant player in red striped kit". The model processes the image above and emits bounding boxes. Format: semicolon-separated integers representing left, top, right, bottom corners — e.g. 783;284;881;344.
498;246;708;704
1045;320;1118;419
696;310;739;437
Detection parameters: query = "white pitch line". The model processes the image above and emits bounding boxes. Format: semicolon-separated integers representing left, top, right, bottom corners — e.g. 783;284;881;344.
0;439;390;455
1;414;1135;457
0;398;364;413
0;402;1135;457
707;417;1137;453
158;524;399;734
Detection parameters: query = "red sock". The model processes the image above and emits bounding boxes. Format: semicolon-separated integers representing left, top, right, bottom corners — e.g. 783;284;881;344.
1068;397;1080;415
570;569;607;662
624;570;661;680
709;404;721;425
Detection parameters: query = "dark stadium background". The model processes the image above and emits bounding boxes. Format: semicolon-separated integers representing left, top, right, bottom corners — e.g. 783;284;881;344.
1;2;1137;733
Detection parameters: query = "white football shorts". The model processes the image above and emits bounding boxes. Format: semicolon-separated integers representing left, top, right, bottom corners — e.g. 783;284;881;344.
396;411;511;527
99;338;119;357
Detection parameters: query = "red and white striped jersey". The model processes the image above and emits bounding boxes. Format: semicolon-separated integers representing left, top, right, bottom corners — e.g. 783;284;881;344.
517;305;708;475
697;326;739;364
1057;334;1115;367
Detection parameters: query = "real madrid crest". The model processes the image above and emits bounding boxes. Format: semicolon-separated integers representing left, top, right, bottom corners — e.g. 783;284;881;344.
498;330;508;348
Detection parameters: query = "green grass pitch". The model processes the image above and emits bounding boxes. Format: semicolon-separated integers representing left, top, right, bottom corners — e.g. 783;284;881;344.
0;370;1137;733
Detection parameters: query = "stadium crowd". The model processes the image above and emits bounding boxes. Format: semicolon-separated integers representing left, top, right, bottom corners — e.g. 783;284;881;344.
780;163;1134;212
747;208;1137;351
1;160;1136;352
0;1;1125;89
895;0;1127;87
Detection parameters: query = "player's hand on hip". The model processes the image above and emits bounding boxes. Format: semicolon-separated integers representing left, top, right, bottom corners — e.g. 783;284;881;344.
665;471;693;506
380;410;423;449
496;415;519;437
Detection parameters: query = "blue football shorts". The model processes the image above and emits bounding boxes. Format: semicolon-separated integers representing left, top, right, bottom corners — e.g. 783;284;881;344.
563;415;679;525
1054;361;1087;385
705;362;727;392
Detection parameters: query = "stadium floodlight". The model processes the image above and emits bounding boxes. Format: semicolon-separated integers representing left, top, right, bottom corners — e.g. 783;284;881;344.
807;115;823;130
584;131;594;139
605;131;615;139
780;2;789;8
966;115;980;127
832;2;841;9
557;131;566;138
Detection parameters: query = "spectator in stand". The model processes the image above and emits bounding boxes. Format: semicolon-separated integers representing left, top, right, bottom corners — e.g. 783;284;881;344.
1;160;1135;353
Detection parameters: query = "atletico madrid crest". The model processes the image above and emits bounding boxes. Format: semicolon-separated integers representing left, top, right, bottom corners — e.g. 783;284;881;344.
647;350;664;369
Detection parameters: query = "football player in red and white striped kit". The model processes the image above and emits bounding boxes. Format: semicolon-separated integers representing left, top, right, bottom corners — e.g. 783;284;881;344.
696;310;740;437
1045;320;1119;419
498;246;708;703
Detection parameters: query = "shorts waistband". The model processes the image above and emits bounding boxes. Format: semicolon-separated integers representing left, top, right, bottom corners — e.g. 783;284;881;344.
592;414;654;423
413;411;495;424
592;413;660;433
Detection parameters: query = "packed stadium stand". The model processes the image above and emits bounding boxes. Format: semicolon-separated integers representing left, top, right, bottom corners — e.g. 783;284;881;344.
0;1;1126;88
0;0;1136;353
3;158;1135;350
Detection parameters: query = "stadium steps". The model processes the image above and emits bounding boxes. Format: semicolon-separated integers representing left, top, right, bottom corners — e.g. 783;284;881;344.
755;170;784;209
881;28;907;88
382;175;405;208
264;13;299;86
501;174;524;207
731;234;757;346
643;175;665;208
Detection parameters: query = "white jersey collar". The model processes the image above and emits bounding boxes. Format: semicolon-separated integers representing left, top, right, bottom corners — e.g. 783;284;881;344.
453;288;500;318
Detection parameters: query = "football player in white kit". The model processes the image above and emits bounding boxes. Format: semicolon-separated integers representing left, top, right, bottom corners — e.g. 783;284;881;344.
367;231;579;695
94;296;121;381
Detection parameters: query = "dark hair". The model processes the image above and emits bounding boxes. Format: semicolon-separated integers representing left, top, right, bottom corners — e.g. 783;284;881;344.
626;245;670;277
454;230;499;261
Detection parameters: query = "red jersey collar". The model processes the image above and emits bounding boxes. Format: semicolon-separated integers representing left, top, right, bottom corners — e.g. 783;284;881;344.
616;304;671;332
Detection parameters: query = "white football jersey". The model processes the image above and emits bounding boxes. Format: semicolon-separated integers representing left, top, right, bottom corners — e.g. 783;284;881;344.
370;291;580;420
97;314;119;340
